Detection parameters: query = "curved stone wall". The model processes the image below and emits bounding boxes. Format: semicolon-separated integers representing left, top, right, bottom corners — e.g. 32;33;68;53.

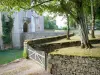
48;54;100;75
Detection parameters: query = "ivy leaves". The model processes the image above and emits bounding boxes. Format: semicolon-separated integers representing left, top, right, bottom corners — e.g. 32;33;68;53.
1;15;13;44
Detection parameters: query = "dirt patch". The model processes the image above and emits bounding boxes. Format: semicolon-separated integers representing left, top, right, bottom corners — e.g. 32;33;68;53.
0;59;51;75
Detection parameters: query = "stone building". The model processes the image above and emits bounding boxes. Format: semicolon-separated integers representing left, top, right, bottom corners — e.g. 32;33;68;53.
0;10;44;49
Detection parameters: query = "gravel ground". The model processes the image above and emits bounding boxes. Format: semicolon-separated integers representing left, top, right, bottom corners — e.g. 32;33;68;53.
0;59;51;75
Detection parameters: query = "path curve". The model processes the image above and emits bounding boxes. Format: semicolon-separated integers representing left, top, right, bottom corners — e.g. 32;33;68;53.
0;59;51;75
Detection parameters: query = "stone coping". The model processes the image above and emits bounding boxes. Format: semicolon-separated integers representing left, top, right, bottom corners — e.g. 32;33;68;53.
49;54;100;58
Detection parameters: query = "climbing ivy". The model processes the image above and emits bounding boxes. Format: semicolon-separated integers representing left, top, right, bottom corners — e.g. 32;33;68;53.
1;15;13;44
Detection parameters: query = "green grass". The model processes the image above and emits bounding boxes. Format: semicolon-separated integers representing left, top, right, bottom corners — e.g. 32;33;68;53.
0;49;23;65
50;44;100;57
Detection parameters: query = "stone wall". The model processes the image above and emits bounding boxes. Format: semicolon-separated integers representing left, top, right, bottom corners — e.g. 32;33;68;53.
48;54;100;75
27;37;100;53
22;32;66;40
25;33;74;52
24;33;73;69
11;31;67;48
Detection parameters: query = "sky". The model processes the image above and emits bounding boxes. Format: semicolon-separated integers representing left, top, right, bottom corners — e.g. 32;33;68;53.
56;16;67;28
43;12;67;28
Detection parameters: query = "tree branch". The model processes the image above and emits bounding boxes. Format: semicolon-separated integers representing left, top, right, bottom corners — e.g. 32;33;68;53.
28;0;53;9
60;0;77;21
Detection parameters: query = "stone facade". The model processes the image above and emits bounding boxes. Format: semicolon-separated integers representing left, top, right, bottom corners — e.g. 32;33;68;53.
48;54;100;75
0;10;44;49
12;10;44;48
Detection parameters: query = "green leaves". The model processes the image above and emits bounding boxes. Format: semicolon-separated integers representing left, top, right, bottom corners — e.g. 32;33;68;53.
44;16;58;29
1;15;13;44
0;0;31;12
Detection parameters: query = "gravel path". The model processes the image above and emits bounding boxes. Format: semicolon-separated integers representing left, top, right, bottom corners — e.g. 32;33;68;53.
0;59;51;75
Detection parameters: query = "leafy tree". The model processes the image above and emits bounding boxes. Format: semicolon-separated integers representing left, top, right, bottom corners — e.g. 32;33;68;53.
1;15;13;44
0;0;30;11
69;15;76;28
90;0;100;38
90;0;95;38
44;16;58;29
62;26;68;30
1;0;99;48
95;19;100;30
96;7;100;19
30;0;94;48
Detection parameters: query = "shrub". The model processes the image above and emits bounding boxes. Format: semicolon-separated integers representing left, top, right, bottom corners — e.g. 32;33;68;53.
1;15;13;45
23;48;28;59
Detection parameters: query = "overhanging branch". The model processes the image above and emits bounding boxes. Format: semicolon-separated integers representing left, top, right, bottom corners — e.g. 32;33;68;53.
60;0;77;21
29;0;53;9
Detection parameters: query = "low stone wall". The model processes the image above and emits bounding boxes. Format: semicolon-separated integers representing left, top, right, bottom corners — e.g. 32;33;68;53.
11;31;66;48
24;34;100;72
48;54;100;75
22;32;66;40
28;34;67;45
27;38;100;53
24;33;74;69
26;34;74;52
27;33;73;45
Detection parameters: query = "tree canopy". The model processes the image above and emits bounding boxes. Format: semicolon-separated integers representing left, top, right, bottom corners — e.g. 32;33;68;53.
44;16;58;29
0;0;30;11
1;0;100;48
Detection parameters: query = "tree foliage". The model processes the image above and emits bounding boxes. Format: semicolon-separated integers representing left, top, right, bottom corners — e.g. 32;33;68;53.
0;0;30;12
69;15;76;28
1;15;13;44
44;16;58;29
1;0;100;48
62;26;68;30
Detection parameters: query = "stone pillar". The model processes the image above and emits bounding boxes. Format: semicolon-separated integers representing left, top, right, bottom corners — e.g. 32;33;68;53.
12;12;21;48
31;14;36;32
39;16;44;31
0;13;4;49
23;40;29;59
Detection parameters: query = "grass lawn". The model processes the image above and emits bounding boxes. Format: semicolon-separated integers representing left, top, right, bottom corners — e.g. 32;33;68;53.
0;49;23;65
50;44;100;57
46;35;100;57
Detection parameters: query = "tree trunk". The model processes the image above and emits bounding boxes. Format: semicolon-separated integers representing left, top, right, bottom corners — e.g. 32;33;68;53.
76;0;92;48
85;14;89;34
91;0;95;38
66;14;70;40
